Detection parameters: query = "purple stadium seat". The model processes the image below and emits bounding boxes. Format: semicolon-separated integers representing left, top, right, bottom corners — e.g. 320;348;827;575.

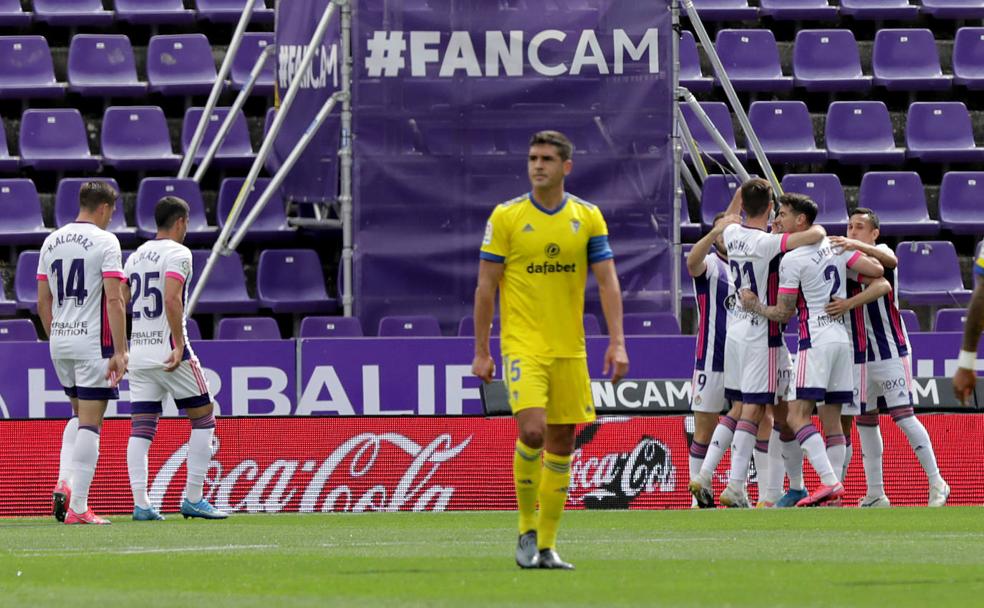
680;102;747;164
257;249;337;314
953;28;984;90
217;178;294;241
216;317;281;341
0;180;50;245
188;250;257;314
195;0;273;24
231;33;275;96
905;102;984;163
872;29;951;92
54;179;137;245
896;241;971;306
858;172;939;237
780;173;849;234
186;317;202;342
101;106;181;171
147;35;217;96
0;0;31;26
0;36;64;99
920;0;984;19
899;309;920;332
19;109;100;172
748;101;826;164
680;31;713;94
15;251;40;313
115;0;195;25
457;315;501;337
839;0;919;20
793;30;872;93
135;178;216;243
378;315;442;337
33;0;113;26
182;107;255;168
939;172;984;235
0;319;38;341
584;313;603;336
624;312;680;335
715;30;793;92
935;308;968;332
700;174;744;228
67;35;147;97
0;119;18;172
300;316;364;338
681;215;701;242
759;0;838;21
690;0;758;21
824;102;905;165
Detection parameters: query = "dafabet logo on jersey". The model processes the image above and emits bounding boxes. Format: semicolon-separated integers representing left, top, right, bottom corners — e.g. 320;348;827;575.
527;243;576;274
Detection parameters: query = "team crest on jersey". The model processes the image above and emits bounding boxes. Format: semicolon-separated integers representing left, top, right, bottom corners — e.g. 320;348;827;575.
181;260;191;275
571;219;581;234
544;243;561;258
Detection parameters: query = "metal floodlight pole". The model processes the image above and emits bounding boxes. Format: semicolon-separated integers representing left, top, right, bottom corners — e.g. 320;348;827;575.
188;0;341;315
680;161;702;201
680;0;782;196
226;92;345;251
178;0;255;178
679;88;750;182
193;44;276;183
339;0;354;317
674;103;708;182
671;0;682;323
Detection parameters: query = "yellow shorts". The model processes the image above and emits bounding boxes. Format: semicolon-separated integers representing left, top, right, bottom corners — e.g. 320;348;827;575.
503;353;596;425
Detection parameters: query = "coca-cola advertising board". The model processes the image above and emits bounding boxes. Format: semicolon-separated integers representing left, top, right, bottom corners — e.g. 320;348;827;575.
2;415;981;516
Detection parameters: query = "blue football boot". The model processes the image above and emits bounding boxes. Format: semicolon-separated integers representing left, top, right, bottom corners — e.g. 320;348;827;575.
776;488;809;508
133;505;166;521
180;498;229;520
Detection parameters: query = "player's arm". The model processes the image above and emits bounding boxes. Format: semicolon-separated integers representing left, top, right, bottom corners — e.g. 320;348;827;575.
593;259;629;383
954;272;984;404
829;237;898;270
847;252;884;279
686;214;739;277
37;279;53;338
781;224;826;251
740;290;797;323
472;259;503;383
162;275;186;372
104;277;128;385
825;276;891;319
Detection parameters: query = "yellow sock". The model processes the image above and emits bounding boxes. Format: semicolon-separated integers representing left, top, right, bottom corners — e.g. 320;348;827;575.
514;439;542;534
536;452;572;550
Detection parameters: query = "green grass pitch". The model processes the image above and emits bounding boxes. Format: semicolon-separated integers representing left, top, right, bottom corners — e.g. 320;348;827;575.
2;508;983;607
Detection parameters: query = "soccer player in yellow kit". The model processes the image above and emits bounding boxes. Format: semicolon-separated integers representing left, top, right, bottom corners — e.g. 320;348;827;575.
471;131;629;570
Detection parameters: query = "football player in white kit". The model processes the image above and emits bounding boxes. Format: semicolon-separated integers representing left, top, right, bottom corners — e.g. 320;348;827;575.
829;208;949;507
39;181;129;525
123;197;228;520
741;194;885;507
952;242;984;404
713;179;826;508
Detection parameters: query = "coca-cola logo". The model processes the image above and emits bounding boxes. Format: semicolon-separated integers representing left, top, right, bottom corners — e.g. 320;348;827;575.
149;432;472;513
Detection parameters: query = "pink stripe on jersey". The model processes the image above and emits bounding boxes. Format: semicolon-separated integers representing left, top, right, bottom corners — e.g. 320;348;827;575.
780;233;790;253
859;364;867;404
102;271;126;281
797;349;807;387
36;274;47;281
696;293;707;361
846;251;862;268
165;271;186;284
902;356;913;392
887;295;909;349
778;287;798;295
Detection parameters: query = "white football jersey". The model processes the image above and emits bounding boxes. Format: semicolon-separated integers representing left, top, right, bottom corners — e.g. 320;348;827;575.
37;222;124;360
124;239;196;370
693;252;732;373
778;238;857;349
862;243;910;362
723;224;787;347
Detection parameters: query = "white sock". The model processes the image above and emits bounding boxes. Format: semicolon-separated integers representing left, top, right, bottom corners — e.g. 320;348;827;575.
69;427;100;514
825;434;847;484
781;439;804;491
766;430;785;502
58;417;79;483
688;439;708;481
894;414;944;487
699;417;736;480
728;420;758;487
843;442;853;484
186;427;214;503
752;442;769;501
127;437;152;510
857;421;885;497
797;425;838;487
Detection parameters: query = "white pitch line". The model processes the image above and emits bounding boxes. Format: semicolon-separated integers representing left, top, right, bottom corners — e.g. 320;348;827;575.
9;544;279;557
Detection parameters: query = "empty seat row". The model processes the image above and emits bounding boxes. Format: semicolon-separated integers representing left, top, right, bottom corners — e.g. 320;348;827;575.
0;0;273;26
680;27;984;94
682;100;984;167
0;176;294;246
691;0;984;22
0;105;257;172
0;34;273;99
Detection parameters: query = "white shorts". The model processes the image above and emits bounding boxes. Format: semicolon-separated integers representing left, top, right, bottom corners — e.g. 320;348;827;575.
724;337;783;405
128;358;212;414
53;358;119;401
793;342;853;405
865;356;913;411
846;362;867;417
691;369;727;413
775;346;793;404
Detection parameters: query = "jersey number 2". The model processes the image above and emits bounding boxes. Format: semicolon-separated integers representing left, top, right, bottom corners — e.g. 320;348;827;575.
128;272;163;320
823;265;841;301
50;259;88;306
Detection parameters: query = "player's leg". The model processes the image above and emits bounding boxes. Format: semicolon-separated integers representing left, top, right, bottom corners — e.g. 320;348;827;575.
773;398;806;507
53;396;79;522
856;400;888;507
694;404;740;488
819;404;846;487
721;341;772;507
787;400;842;506
128;371;165;520
840;414;854;484
68;396;110;524
752;408;773;507
688;370;729;507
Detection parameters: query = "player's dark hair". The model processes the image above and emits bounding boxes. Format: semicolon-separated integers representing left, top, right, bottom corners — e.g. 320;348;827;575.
78;181;118;212
740;178;773;218
850;207;880;230
155;196;190;230
529;130;574;161
779;193;818;226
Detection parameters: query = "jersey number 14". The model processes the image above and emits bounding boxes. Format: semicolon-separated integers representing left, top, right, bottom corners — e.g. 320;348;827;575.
50;259;88;306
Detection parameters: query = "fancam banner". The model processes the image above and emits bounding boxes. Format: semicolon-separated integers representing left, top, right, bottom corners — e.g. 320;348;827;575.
1;415;982;517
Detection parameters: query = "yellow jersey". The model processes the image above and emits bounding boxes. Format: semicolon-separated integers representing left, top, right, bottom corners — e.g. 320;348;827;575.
479;192;613;358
